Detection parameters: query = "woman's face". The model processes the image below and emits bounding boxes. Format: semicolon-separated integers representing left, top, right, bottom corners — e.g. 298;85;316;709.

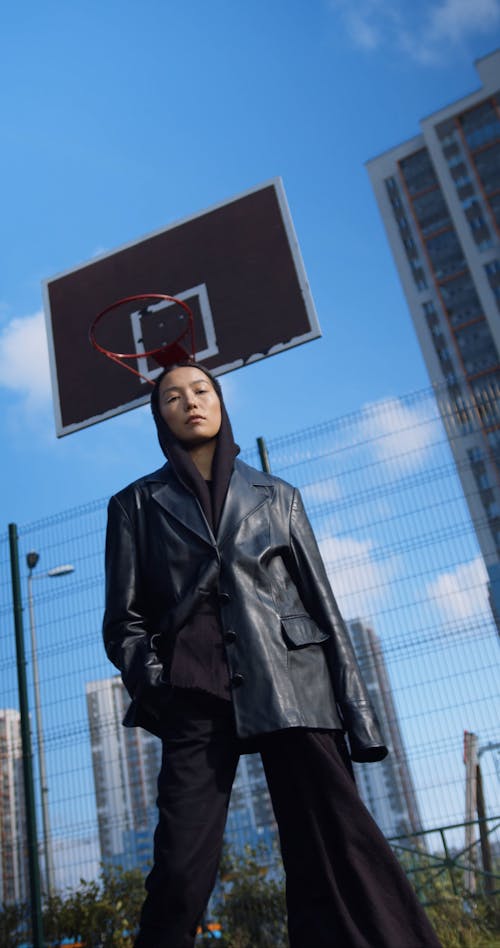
158;366;222;444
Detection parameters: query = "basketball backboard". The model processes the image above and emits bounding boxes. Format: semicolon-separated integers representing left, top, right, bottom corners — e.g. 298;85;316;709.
43;178;321;437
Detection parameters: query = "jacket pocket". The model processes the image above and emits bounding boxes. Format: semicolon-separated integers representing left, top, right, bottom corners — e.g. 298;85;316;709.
281;615;330;649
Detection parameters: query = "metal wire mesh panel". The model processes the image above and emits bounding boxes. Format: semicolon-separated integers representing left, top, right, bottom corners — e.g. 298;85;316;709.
1;385;499;909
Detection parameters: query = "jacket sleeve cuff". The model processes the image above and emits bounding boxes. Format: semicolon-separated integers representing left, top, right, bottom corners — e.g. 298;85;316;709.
340;702;389;763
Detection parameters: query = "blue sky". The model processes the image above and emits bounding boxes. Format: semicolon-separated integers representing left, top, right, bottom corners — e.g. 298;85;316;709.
1;0;500;522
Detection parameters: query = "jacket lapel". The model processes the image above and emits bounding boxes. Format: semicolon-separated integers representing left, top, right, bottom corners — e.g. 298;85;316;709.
147;460;273;549
150;470;216;547
217;461;274;547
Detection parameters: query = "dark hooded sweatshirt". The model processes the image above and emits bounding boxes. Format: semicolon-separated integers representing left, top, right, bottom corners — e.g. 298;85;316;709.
150;373;239;701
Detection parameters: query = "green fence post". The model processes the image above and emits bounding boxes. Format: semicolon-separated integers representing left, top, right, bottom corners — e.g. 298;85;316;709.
8;523;45;948
256;436;271;474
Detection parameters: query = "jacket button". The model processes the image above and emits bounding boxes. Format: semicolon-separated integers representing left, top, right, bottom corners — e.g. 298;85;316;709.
219;592;231;604
231;672;245;687
224;630;237;644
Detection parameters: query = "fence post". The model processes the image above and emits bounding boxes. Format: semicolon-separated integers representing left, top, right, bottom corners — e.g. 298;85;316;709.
256;436;271;474
8;523;45;947
476;763;494;896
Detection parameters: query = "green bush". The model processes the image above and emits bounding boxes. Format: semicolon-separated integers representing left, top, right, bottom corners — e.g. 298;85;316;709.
1;850;498;947
42;865;144;948
210;845;288;948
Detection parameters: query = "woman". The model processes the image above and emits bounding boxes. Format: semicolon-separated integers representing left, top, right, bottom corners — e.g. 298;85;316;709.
103;361;440;948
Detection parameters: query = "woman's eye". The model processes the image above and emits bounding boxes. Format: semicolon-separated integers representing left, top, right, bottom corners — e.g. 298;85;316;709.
166;395;179;404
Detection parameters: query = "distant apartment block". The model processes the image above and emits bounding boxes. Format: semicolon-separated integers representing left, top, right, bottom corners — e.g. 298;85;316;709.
86;677;162;874
225;753;277;857
348;620;423;839
367;50;500;626
0;709;28;904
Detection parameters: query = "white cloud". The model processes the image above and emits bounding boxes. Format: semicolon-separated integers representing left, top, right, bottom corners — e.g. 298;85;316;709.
302;476;342;506
328;0;500;63
329;0;400;51
426;0;500;45
319;532;399;620
356;395;440;475
0;310;52;409
343;8;383;49
426;555;490;623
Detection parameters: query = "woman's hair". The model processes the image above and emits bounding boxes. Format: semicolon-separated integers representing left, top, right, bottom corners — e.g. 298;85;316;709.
150;361;222;417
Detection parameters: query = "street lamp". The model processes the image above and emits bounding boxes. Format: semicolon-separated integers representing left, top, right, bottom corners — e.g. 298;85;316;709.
26;551;75;898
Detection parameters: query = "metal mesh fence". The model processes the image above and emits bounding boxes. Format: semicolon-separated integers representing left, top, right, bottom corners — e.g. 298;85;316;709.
1;384;499;923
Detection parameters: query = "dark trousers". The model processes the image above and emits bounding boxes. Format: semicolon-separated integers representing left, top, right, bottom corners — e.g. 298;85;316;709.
134;694;440;948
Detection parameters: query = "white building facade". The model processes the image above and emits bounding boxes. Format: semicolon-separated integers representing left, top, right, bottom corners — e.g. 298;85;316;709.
0;709;28;904
86;677;162;874
367;50;500;626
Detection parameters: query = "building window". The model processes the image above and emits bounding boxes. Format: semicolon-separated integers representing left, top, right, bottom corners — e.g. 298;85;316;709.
399;148;437;195
459;100;500;150
425;228;465;280
423;300;440;329
437;118;456;146
487;430;500;464
487;500;500;518
471;141;500;196
468;445;483;462
443;142;460;161
412;188;450;236
439;272;481;324
465;205;492;248
461;195;479;211
478;471;491;490
489;192;500;229
385;177;404;212
492;285;500;312
412;267;428;291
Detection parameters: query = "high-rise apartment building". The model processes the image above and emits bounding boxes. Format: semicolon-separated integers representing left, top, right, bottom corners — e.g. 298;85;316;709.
367;50;500;623
225;753;277;857
348;620;423;839
86;677;162;874
0;709;28;904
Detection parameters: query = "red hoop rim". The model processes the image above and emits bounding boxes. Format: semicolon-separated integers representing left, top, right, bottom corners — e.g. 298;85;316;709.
89;293;196;385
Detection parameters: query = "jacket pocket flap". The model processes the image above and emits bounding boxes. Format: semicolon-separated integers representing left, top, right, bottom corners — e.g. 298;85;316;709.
281;615;330;649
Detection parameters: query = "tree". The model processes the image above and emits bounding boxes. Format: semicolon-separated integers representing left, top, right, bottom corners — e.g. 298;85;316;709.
395;846;500;948
41;865;144;948
208;846;288;948
0;900;26;947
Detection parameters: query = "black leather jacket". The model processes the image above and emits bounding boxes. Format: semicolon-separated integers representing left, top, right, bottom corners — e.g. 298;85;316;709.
103;459;387;762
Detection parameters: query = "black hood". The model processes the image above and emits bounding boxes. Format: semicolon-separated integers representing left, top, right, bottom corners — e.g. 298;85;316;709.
150;367;239;532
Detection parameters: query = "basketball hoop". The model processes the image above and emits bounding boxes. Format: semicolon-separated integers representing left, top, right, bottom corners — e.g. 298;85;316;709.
89;293;196;386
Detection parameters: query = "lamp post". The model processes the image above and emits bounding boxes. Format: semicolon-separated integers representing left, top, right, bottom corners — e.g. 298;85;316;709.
26;551;75;899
